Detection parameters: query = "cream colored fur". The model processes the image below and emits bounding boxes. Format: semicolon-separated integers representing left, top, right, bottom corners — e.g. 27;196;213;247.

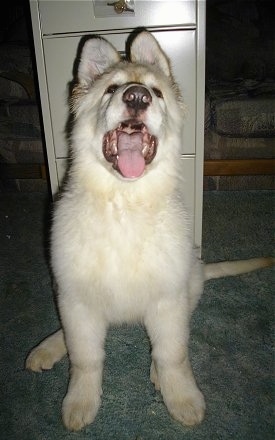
26;32;272;431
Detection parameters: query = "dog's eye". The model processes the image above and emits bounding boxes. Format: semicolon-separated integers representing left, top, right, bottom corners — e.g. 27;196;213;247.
152;88;163;99
105;84;119;94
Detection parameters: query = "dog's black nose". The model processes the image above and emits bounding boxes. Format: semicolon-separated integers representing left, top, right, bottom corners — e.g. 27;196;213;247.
123;85;152;111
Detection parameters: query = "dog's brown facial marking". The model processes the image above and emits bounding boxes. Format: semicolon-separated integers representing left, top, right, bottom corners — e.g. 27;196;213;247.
103;119;157;179
102;82;160;179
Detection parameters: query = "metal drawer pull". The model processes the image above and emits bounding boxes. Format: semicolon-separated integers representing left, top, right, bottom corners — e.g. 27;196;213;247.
107;0;134;14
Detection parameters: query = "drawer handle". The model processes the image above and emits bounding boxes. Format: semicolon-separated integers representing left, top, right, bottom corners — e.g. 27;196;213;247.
107;0;134;14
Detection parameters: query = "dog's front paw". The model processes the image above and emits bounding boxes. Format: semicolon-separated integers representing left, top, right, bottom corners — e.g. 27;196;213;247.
62;393;101;431
26;347;56;372
166;389;205;426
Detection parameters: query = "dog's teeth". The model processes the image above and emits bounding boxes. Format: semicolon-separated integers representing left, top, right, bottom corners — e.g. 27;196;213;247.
142;144;149;156
111;141;117;154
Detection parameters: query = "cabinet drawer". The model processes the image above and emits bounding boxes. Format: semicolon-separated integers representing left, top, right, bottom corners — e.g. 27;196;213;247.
43;29;196;158
38;0;196;35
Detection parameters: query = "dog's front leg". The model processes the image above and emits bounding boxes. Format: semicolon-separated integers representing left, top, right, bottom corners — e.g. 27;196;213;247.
60;301;107;431
145;298;205;427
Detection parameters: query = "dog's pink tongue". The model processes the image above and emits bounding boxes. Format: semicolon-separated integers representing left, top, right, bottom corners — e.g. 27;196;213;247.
118;150;145;178
117;132;145;178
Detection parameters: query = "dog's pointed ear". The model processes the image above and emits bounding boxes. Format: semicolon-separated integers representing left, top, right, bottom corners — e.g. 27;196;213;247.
130;31;171;77
78;37;120;85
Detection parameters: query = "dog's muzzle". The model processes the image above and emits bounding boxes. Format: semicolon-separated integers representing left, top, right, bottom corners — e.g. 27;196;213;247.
103;119;157;179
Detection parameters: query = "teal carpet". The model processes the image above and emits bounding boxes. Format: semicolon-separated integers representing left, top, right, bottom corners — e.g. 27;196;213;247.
0;190;274;440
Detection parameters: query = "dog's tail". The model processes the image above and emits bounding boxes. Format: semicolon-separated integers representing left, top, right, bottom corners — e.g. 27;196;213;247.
204;257;275;281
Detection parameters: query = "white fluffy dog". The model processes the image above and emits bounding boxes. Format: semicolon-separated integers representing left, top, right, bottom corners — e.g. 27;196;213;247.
26;31;273;431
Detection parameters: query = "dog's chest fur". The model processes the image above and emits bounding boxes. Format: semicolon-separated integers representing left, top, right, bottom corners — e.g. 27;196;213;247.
52;186;191;321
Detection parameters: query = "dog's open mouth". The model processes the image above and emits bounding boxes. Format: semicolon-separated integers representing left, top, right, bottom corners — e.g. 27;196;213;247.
103;119;157;178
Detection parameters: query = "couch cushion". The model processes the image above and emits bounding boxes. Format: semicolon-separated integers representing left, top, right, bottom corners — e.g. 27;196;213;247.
213;96;275;137
207;80;275;138
204;130;275;160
